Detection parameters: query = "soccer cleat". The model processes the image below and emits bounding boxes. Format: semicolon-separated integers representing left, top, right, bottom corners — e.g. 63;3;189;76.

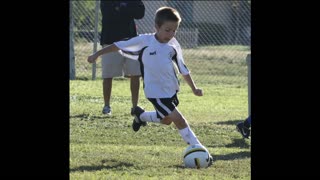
131;106;147;132
236;122;250;139
102;105;112;115
208;155;214;167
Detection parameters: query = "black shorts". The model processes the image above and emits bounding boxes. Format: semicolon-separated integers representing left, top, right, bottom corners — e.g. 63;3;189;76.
148;93;179;119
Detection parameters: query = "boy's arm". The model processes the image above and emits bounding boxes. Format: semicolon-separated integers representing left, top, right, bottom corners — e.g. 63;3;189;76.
182;74;203;96
87;44;119;63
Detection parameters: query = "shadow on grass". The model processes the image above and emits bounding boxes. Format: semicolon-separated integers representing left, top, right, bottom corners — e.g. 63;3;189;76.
72;77;128;81
169;164;185;169
215;119;245;126
169;151;250;169
213;151;250;161
70;159;134;173
225;138;250;148
207;138;250;149
70;114;113;120
74;77;90;81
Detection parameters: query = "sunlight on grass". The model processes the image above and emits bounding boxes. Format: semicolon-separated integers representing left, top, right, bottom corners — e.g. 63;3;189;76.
70;44;251;179
70;79;250;179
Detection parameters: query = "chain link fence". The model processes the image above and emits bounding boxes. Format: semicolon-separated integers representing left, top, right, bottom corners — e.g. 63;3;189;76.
70;0;251;87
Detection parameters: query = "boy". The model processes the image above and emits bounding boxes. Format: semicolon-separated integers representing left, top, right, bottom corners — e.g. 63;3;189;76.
88;7;212;162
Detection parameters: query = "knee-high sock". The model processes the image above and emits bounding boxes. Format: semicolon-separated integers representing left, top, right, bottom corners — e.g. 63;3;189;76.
178;126;201;145
140;111;161;123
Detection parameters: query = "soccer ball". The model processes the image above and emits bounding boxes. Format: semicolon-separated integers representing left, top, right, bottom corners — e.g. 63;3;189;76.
183;144;212;168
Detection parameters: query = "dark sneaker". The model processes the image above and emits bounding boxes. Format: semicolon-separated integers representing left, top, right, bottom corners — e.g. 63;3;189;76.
236;122;250;139
131;106;147;132
102;105;111;115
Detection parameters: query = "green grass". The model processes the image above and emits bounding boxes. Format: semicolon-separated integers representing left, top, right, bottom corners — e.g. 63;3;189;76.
70;44;250;179
70;79;250;179
73;43;250;85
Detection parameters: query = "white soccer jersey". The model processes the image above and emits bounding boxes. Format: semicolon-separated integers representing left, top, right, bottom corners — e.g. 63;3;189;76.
114;33;190;98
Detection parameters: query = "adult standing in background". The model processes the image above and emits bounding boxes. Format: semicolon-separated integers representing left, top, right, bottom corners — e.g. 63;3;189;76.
100;1;145;116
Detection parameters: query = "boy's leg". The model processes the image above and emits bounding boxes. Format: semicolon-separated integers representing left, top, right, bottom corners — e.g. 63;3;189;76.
148;95;200;145
168;108;201;145
140;111;161;123
131;106;148;132
146;97;176;125
131;95;176;132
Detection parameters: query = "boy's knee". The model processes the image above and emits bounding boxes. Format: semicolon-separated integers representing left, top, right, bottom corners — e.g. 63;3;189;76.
161;118;173;125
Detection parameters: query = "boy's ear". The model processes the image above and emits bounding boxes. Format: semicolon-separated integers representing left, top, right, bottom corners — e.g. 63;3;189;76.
155;24;160;31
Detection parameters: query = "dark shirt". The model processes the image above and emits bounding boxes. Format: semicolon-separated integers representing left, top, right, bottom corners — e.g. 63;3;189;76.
100;1;145;45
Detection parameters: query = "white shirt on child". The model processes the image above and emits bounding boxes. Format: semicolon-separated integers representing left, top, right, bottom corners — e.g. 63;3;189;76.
114;33;190;98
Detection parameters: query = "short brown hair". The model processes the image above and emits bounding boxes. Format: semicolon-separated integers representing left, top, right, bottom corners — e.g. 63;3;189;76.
155;7;181;27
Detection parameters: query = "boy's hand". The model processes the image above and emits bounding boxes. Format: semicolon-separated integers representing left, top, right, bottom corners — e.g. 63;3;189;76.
87;54;98;63
193;88;203;96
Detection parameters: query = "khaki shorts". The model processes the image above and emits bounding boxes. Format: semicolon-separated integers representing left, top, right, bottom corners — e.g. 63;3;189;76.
101;45;141;78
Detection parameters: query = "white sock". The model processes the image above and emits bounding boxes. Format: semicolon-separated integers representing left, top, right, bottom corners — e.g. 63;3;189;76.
178;126;201;145
140;111;161;123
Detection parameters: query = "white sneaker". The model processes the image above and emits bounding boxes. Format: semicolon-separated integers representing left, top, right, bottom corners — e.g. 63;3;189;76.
102;106;111;115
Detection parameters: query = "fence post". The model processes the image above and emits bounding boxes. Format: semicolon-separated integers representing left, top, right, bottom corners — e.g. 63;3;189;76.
69;1;76;80
92;0;100;80
247;53;251;116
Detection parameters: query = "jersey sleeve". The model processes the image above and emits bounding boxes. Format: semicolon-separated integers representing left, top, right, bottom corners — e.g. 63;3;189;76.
114;35;145;60
172;38;190;75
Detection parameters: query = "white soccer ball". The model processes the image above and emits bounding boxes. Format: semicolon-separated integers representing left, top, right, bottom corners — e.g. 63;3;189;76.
183;144;212;169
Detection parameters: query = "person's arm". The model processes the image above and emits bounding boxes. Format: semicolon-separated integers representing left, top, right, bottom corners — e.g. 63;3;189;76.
171;38;203;96
87;44;119;63
182;74;203;96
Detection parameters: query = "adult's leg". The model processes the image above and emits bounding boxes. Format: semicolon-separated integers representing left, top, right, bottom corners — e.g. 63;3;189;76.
124;58;141;109
103;78;112;107
101;49;124;114
130;75;140;108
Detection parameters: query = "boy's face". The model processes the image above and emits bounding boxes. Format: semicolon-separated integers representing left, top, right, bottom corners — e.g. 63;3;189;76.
155;21;179;43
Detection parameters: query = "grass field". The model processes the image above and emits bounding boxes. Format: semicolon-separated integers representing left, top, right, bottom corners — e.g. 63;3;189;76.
73;42;249;84
70;44;251;179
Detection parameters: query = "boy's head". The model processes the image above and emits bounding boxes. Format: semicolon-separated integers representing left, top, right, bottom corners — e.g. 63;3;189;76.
155;6;181;28
154;7;181;43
